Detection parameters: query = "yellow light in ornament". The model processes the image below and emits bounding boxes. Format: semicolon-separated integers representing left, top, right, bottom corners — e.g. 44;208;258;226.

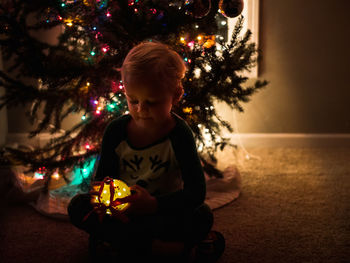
180;37;185;42
91;178;131;215
197;35;202;41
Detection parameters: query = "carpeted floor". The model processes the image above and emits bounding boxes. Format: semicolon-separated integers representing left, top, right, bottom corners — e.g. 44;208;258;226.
1;146;349;263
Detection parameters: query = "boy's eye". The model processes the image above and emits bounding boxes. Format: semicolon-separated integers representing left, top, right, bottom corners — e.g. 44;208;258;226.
130;100;138;104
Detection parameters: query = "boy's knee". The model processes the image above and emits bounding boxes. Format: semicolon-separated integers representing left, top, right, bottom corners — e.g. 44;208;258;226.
67;193;92;228
194;203;213;226
191;203;214;243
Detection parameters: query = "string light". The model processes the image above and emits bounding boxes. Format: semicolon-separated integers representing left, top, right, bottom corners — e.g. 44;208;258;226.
183;107;193;114
52;171;60;180
34;172;44;180
64;19;73;27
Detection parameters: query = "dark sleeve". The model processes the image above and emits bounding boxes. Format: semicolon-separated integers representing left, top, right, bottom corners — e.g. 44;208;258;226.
155;118;206;213
93;116;128;182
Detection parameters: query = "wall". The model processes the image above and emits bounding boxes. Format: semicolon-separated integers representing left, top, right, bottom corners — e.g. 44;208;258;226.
0;49;8;147
218;0;350;133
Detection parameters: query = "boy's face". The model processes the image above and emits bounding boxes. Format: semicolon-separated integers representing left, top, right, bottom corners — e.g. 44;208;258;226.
124;82;174;129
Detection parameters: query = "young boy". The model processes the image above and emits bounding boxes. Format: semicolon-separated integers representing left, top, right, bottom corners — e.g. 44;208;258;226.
68;41;225;262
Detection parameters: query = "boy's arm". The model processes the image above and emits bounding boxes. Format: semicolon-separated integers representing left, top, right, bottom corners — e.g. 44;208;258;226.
155;119;206;213
93;117;127;182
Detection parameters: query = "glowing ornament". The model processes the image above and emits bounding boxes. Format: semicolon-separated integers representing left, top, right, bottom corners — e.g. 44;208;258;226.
218;0;244;18
90;177;131;215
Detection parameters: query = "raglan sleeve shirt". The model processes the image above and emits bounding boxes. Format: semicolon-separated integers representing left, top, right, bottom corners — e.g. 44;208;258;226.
93;116;126;182
156;118;206;214
93;114;206;214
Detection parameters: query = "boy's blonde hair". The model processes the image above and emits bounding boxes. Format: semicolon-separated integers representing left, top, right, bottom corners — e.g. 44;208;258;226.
121;41;186;102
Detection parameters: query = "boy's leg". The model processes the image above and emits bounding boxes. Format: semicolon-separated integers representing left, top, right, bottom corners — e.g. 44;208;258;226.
67;193;155;257
149;203;214;258
67;193;99;234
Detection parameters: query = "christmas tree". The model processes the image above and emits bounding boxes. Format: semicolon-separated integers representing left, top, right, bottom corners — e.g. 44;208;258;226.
0;0;267;192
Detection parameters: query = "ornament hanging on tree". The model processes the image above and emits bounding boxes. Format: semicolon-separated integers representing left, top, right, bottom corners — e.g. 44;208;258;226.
218;0;244;18
184;0;212;19
89;177;131;216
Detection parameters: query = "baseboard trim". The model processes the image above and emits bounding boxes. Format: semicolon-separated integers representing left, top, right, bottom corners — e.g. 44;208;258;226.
227;133;350;148
5;132;350;149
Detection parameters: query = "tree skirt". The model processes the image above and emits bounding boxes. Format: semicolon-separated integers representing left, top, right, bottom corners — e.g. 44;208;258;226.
11;165;241;220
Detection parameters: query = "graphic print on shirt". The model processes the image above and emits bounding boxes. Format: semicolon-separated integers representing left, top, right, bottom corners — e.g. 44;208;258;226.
122;155;144;178
115;140;183;195
149;155;170;182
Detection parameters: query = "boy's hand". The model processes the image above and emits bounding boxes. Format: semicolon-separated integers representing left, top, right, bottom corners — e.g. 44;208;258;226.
88;181;130;223
115;184;158;215
89;181;103;195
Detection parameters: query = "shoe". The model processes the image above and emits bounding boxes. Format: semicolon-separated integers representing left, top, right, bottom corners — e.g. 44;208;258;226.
193;231;225;263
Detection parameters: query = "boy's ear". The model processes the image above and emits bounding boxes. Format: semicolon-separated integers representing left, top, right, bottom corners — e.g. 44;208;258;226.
172;87;184;105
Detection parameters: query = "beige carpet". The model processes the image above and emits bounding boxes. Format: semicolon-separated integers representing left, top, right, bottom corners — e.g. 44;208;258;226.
213;146;350;263
1;146;349;262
